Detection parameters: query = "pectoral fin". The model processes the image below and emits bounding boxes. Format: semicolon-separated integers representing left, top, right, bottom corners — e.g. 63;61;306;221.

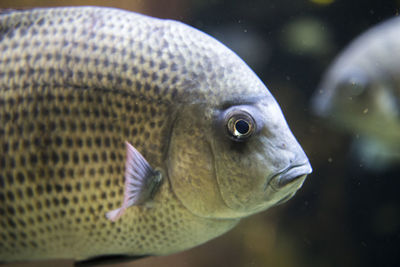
105;141;162;221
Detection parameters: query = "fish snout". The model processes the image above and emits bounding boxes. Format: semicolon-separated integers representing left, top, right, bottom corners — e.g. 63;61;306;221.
268;160;312;191
276;161;312;188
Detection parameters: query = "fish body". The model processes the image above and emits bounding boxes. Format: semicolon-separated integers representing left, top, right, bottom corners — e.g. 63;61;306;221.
0;7;311;264
312;16;400;165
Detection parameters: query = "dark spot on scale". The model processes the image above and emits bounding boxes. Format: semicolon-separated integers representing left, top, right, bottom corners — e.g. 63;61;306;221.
6;191;15;202
9;232;17;240
124;128;129;136
51;151;59;164
22;139;30;148
43;137;51;146
99;122;105;132
53;106;62;116
108;165;114;174
7;206;15;215
83;154;89;163
27;171;35;182
46;184;52;193
53;198;60;206
135;81;142;91
9;157;15;168
80;122;87;132
1;144;8;154
36;185;44;195
35;202;42;210
16;172;25;184
33;137;41;147
153;85;160;95
76;138;83;147
37;215;45;223
55;136;62;146
62;197;69;205
171;88;178;99
19;155;26;165
142;70;149;78
171;76;178;84
65;184;72;192
73;152;79;164
54;184;62;193
17;205;26;214
159;61;167;70
95;137;102;147
66;138;73;147
58;168;66;179
61;152;69;163
92;153;99;163
16;189;23;199
38;168;45;178
7;218;16;228
89;122;96;131
6;173;14;185
26;187;34;197
104;137;111;147
86;138;92;148
36;17;45;26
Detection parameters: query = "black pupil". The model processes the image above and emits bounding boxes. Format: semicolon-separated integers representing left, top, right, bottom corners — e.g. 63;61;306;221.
235;120;249;135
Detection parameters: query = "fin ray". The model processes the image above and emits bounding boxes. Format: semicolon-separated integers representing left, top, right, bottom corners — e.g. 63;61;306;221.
105;141;162;221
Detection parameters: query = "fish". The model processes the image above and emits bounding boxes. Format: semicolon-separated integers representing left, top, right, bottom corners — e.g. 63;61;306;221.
312;16;400;167
0;6;312;266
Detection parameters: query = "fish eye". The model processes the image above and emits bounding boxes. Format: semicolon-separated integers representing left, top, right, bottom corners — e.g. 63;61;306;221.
226;111;255;141
338;71;370;98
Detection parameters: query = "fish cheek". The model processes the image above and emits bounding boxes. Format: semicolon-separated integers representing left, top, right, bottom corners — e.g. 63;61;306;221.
211;137;273;216
167;106;230;218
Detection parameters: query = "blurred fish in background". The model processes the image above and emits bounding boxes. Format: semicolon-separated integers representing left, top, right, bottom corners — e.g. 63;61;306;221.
312;16;400;170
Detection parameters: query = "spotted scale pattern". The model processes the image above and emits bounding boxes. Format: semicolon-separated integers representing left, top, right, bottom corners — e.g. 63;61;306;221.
0;7;243;262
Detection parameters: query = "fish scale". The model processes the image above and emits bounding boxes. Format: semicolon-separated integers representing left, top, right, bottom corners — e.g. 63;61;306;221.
0;7;241;261
0;6;312;265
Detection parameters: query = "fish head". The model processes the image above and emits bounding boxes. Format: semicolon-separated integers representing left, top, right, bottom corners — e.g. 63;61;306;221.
312;47;400;143
208;94;313;218
166;42;312;219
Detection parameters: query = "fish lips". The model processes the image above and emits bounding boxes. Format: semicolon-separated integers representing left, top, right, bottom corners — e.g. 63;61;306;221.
266;161;312;192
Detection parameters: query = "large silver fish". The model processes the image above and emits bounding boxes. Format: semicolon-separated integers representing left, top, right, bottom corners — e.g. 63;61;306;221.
0;6;312;266
312;16;400;166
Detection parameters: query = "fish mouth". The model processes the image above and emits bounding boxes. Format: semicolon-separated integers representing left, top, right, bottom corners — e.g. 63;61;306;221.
266;161;312;191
